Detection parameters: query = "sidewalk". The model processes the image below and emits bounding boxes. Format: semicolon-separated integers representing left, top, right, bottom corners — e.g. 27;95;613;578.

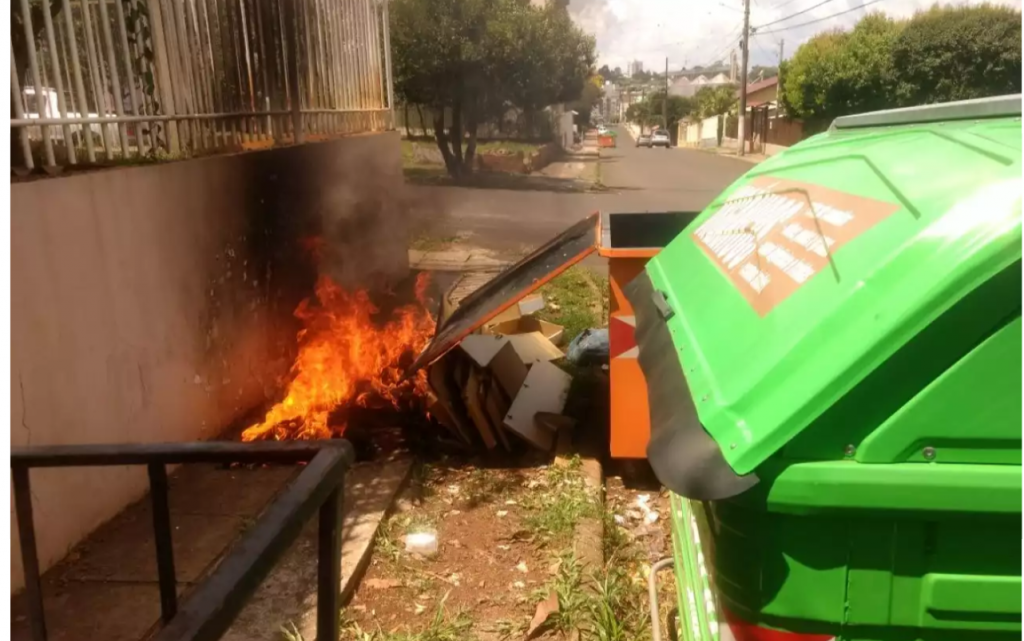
689;146;769;164
12;454;411;641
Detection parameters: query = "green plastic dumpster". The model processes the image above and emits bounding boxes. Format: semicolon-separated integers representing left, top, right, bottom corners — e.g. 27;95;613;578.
627;95;1023;641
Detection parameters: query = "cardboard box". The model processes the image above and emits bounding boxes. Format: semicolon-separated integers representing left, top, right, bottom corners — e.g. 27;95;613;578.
484;293;546;327
485;317;565;345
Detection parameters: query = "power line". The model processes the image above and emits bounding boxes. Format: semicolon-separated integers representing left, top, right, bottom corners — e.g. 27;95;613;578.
693;24;744;69
753;0;841;30
754;0;884;34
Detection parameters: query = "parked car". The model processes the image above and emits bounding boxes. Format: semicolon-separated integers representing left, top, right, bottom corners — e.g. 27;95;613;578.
636;133;652;147
651;130;671;148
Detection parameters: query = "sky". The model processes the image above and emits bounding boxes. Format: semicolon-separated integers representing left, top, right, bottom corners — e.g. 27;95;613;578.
568;0;1024;71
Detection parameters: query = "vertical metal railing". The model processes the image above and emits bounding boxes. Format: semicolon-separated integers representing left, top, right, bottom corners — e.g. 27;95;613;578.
11;441;355;641
10;0;396;172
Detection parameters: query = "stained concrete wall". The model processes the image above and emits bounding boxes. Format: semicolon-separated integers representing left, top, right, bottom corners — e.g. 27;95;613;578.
11;131;409;592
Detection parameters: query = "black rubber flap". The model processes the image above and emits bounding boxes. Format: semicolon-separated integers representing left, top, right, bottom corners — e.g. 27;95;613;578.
623;270;759;501
407;213;599;374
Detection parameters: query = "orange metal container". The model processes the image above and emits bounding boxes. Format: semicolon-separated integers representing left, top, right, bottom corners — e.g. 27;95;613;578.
598;212;698;458
598;134;616;148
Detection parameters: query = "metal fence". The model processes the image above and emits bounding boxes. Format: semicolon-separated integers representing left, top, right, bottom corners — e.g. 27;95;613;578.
10;0;395;171
13;440;355;641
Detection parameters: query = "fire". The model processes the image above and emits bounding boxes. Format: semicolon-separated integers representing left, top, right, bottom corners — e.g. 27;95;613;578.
241;272;435;442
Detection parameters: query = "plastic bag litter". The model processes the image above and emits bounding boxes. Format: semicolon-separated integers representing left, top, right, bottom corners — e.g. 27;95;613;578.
567;328;609;365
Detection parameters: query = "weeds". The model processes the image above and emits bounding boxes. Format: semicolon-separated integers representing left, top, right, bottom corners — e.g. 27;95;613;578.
461;468;520;509
374;514;403;565
547;552;589;634
520;457;600;546
491;617;528;641
345;593;475;641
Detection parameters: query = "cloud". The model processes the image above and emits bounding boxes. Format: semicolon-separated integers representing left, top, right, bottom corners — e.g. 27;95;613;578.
570;0;1023;70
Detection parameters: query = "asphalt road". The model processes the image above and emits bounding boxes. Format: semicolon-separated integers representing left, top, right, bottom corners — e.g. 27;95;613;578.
406;126;751;257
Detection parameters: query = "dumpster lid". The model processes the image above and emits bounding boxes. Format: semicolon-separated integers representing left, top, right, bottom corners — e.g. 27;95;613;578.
629;99;1022;478
407;213;599;373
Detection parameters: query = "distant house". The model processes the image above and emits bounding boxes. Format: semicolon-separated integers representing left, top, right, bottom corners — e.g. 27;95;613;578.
734;76;804;151
737;76;779;116
670;72;735;98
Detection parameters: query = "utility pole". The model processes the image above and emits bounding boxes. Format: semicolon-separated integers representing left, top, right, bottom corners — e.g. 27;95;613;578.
738;0;751;156
663;57;669;131
777;39;785;116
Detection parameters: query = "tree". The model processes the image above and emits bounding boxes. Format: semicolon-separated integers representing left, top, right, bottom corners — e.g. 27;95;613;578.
892;4;1021;106
391;0;594;177
779;5;1021;129
694;85;737;118
643;91;693;132
779;14;902;128
568;78;603;129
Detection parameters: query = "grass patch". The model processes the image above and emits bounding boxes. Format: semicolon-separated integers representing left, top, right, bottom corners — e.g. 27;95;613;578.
535;266;609;343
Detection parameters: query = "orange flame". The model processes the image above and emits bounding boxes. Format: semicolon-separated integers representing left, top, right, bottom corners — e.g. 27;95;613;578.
241;272;435;442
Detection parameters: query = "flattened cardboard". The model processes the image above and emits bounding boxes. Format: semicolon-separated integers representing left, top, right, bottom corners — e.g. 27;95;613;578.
489;342;530;398
457;334;509;368
484;293;546;327
503;361;573;451
507;332;564;364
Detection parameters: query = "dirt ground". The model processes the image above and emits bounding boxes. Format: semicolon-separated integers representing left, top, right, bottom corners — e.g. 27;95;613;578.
335;448;676;641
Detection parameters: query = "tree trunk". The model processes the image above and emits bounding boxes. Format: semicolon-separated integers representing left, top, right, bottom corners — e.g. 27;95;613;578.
449;102;465;177
403;103;411;138
433;110;459;177
416;105;427;137
463;109;479;173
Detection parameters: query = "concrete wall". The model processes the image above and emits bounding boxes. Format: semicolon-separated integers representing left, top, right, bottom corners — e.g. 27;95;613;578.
10;131;409;592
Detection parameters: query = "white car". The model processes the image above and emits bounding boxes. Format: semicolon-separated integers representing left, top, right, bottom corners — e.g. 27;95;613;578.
651;130;671;148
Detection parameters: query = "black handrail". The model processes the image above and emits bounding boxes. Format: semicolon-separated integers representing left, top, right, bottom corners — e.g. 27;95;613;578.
11;440;355;641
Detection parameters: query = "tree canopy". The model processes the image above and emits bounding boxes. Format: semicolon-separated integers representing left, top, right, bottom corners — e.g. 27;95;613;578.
892;3;1022;105
390;0;595;177
780;14;901;127
780;4;1021;128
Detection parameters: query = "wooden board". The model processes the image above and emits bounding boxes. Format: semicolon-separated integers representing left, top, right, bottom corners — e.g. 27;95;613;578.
483;375;513;451
503;361;572;451
463;368;499;450
428;360;474;445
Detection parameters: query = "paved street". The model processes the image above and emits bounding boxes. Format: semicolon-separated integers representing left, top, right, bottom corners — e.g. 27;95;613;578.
406;126;752;258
